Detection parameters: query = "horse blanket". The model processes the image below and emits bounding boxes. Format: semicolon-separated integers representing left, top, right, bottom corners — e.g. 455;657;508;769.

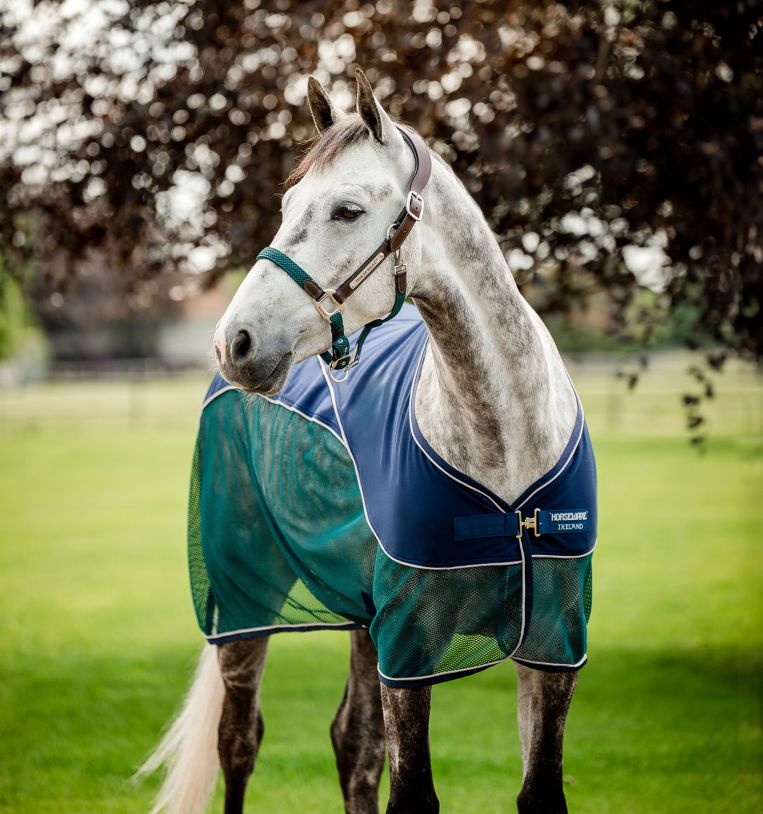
188;304;597;686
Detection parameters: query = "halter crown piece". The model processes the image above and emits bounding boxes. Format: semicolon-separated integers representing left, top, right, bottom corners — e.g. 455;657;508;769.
257;125;432;381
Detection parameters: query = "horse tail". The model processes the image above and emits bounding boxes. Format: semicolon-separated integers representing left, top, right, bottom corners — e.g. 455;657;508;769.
136;643;224;814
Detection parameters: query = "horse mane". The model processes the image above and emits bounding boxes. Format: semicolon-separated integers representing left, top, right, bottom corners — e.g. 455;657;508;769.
286;113;373;188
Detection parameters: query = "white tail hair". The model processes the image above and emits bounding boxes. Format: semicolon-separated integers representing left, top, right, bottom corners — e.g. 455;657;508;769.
136;644;225;814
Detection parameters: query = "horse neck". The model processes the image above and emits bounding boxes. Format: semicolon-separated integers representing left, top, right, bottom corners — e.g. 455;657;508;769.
410;157;577;504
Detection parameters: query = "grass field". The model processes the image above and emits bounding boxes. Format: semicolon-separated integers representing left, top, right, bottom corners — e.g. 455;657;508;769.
0;358;761;813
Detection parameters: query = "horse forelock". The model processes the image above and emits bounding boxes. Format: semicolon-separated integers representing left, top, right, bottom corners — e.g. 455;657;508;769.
286;114;374;188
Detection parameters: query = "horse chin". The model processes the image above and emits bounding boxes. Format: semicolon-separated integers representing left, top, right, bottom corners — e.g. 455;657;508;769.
222;352;293;396
255;372;289;397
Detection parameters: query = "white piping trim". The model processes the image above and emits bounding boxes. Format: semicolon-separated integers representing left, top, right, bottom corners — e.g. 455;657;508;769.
517;362;590;512
377;656;510;683
407;343;505;512
377;649;588;683
198;375;346;447
407;340;589;520
320;360;388;568
320;360;524;571
386;550;522;570
511;531;528;658
511;653;588;669
531;545;596;560
201;383;238;411
206;621;358;641
515;412;585;510
319;360;345;440
260;391;346;447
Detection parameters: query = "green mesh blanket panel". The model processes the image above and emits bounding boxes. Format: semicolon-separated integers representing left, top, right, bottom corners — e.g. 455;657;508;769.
188;387;593;682
513;555;593;669
188;390;376;637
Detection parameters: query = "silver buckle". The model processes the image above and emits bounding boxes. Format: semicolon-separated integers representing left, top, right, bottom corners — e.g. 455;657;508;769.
328;350;359;382
314;289;342;320
405;190;424;221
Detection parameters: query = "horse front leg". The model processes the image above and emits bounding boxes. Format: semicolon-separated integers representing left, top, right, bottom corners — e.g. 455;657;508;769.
217;637;269;814
515;664;577;814
380;684;439;814
331;629;386;813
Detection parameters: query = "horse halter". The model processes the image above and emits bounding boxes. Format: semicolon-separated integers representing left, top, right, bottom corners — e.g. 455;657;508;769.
256;125;432;381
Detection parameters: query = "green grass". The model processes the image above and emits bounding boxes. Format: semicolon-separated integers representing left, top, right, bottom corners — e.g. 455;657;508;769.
0;366;761;813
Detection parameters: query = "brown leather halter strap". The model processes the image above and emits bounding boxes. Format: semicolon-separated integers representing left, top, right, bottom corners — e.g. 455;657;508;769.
330;126;431;304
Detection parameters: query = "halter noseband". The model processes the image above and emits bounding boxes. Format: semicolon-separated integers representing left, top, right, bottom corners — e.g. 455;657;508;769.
256;125;432;381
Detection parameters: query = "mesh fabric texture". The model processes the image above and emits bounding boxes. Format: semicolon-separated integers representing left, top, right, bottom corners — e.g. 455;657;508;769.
188;386;593;684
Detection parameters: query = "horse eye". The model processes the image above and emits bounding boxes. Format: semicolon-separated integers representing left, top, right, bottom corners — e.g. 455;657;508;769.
332;204;364;221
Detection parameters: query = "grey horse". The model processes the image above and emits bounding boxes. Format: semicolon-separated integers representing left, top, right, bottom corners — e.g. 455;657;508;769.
141;70;589;814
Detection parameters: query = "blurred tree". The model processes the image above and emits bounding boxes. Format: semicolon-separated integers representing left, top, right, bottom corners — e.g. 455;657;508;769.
0;0;761;372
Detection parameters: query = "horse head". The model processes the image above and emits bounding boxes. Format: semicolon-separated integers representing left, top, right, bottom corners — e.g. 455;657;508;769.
214;70;424;394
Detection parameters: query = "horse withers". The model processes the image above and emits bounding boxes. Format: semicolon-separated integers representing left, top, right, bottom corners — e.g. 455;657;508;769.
141;70;597;814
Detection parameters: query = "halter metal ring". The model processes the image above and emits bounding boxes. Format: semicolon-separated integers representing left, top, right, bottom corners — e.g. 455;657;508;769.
328;353;359;382
314;289;342;320
329;366;352;383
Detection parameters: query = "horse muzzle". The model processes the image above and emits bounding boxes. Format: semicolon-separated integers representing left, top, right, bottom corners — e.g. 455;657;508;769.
214;323;293;394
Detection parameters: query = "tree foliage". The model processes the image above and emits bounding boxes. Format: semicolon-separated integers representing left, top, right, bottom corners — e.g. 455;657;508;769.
1;0;761;361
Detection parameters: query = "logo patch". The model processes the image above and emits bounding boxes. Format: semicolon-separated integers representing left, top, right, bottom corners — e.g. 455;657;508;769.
549;511;588;522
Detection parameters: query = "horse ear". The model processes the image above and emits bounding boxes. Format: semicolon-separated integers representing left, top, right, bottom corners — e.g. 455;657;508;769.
355;69;394;144
307;76;341;135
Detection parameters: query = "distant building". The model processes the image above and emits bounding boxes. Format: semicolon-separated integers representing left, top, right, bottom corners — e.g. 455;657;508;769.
34;248;234;370
157;285;230;368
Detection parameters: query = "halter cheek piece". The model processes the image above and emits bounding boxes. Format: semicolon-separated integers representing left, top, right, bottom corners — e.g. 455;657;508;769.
257;125;432;381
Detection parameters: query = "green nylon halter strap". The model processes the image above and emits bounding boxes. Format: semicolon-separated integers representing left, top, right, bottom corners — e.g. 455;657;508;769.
257;246;405;371
256;247;350;368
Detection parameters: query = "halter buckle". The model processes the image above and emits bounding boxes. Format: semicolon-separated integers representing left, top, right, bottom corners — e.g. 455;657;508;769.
314;289;342;320
406;190;424;221
394;262;407;294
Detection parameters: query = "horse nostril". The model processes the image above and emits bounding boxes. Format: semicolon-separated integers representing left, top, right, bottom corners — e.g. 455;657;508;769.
231;329;253;364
